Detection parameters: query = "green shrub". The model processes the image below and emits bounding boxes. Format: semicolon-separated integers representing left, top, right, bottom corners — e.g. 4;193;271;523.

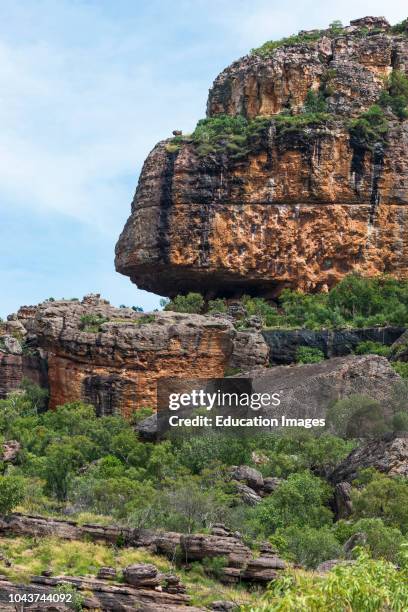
391;18;408;34
393;411;408;431
265;431;356;476
326;394;388;439
296;346;325;364
251;31;323;57
303;89;328;113
327;274;408;327
201;555;228;579
274;525;342;568
0;475;25;515
191;115;271;158
241;295;280;327
79;314;109;333
163;292;205;314
54;583;84;612
251;471;333;535
207;298;227;315
349;105;389;149
354;341;391;357
351;471;408;534
340;518;406;562
379;70;408;120
274;111;332;137
328;20;344;36
174;431;252;473
243;548;408;611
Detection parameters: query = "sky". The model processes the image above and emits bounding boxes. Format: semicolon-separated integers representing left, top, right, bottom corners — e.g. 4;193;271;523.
0;0;407;317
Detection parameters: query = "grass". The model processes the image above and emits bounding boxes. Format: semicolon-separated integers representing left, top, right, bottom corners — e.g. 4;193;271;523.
0;535;258;607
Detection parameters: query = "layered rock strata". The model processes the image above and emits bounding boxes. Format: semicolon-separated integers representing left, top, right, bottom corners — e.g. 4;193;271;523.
116;17;408;298
2;296;236;415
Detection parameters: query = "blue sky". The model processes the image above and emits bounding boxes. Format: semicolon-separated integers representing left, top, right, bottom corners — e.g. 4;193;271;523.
0;0;406;317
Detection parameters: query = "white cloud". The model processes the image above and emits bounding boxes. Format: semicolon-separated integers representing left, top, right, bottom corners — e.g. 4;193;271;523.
0;18;206;230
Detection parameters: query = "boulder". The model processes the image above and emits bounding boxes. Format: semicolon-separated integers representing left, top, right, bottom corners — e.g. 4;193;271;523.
180;532;251;565
239;355;401;423
330;434;408;483
211;602;238;611
115;22;408;299
123;563;160;588
223;542;286;585
1;440;21;463
97;566;117;581
0;574;202;610
235;483;262;505
350;16;390;30
230;328;269;371
389;329;408;362
344;532;367;558
229;466;264;491
3;297;235;416
263;477;282;494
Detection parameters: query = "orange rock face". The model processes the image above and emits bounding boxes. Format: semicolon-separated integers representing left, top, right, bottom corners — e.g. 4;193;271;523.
115;18;408;298
15;296;234;416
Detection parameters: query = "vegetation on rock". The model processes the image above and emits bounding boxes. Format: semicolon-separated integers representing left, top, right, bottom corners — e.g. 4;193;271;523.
379;69;408;120
296;346;325;364
349;105;389;149
164;274;408;330
250;21;345;57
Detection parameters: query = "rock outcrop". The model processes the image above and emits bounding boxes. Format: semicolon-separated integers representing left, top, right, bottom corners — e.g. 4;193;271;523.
0;574;201;611
1;295;235;414
330;433;408;482
116;18;408;298
136;354;401;438
389;328;408;361
263;326;405;365
0;515;286;592
221;542;286;585
237;354;400;421
0;318;48;400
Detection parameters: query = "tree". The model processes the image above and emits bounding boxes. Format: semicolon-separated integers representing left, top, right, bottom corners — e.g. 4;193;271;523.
44;442;83;501
326;394;387;439
274;525;342;568
351;472;408;534
163;293;204;314
0;475;25;515
252;471;333;534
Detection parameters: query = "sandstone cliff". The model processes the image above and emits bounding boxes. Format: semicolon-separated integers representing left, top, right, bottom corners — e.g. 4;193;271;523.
1;295;235;415
115;16;408;298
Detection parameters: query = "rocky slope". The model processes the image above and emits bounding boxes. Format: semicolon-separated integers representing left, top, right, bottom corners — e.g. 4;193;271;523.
116;16;408;298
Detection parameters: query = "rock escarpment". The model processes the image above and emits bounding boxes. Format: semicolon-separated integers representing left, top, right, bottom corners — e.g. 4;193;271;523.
1;295;237;415
116;16;408;298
